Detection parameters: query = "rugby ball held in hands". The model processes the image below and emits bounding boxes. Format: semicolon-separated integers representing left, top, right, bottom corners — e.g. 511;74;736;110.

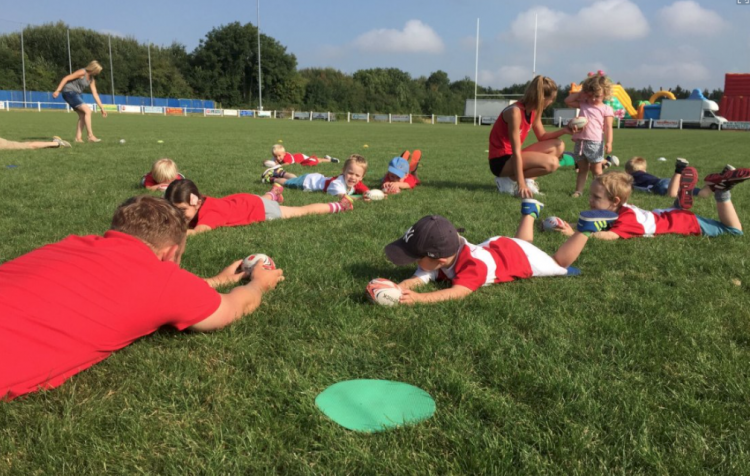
365;189;386;201
241;253;276;274
569;117;588;129
542;216;565;232
367;278;402;306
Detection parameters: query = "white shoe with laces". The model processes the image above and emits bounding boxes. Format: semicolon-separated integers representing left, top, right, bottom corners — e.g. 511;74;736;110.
495;176;518;195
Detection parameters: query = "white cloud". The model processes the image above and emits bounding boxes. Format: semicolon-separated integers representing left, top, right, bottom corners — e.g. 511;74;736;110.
630;61;711;84
509;0;649;44
353;20;445;54
479;66;533;87
658;1;727;36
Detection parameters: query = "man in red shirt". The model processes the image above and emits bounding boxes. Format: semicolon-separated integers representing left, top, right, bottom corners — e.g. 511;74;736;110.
0;195;283;400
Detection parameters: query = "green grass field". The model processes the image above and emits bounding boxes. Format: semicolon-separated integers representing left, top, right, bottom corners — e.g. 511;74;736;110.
1;111;750;474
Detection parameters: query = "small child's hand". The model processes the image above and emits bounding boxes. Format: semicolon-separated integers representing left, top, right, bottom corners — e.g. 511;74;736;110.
399;289;420;305
556;221;575;237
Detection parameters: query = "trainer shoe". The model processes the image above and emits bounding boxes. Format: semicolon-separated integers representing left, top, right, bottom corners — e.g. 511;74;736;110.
400;150;411;161
267;184;284;204
520;199;544;219
603;155;619;169
339;194;354;212
677;166;698;210
705;168;750;191
576;210;618;233
261;167;275;183
52;136;71;148
272;167;287;179
325;155;341;163
409;150;422;174
722;164;736;174
525;178;543;196
495;176;518;195
674;157;689;174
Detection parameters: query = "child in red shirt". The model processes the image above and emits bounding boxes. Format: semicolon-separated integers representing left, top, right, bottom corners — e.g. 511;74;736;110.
381;154;421;195
141;158;185;191
261;144;340;183
165;179;354;235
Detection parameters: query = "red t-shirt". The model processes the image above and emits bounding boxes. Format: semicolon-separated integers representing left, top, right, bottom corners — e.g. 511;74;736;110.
195;194;266;229
488;103;536;159
609;204;702;239
141;172;185;188
0;231;221;400
281;152;319;167
381;173;420;189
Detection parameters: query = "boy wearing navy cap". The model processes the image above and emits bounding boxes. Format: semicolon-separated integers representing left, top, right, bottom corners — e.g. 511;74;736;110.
381;155;421;195
383;201;617;304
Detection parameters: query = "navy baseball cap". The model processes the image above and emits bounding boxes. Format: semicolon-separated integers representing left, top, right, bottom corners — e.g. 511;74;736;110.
388;157;410;178
385;215;460;265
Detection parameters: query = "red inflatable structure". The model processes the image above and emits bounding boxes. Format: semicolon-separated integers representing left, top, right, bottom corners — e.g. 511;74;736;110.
720;74;750;122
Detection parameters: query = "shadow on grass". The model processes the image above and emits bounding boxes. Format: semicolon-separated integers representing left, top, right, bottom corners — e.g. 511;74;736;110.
423;179;498;192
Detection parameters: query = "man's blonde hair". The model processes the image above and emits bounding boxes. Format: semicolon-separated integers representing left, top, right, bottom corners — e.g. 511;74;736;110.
595;171;633;204
344;154;368;174
85;60;103;75
111;196;187;250
624;156;648;174
151;158;180;184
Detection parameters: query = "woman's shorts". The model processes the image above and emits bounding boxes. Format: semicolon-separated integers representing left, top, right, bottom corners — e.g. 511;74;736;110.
260;198;282;221
489;155;512;177
61;91;85;110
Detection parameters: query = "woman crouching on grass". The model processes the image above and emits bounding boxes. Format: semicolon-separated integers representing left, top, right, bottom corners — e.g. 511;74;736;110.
52;60;107;143
165;179;354;235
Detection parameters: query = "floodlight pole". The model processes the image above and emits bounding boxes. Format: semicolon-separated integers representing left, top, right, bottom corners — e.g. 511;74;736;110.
147;42;153;106
67;28;72;74
532;13;537;79
257;0;263;110
474;18;479;126
108;34;115;104
21;27;26;108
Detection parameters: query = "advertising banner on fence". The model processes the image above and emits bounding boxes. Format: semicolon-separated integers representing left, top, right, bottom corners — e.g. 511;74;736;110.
351;113;368;121
205;109;223;116
120;105;141;114
392;114;410;123
223;109;238;117
258;111;272;118
312;112;328;120
723;121;750;131
143;106;164;114
294;112;310;120
372;114;389;122
101;104;118;112
166;107;183;116
480;116;497;125
622;119;649;129
240;110;254;117
653;120;679;129
436;115;455;124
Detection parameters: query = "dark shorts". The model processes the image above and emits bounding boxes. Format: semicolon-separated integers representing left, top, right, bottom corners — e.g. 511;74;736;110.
489;155;512;177
61;91;85;110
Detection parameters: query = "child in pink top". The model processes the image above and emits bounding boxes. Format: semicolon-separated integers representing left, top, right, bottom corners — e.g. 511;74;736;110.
565;72;615;197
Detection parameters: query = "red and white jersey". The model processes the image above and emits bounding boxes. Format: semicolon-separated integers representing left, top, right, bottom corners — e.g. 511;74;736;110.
280;152;320;167
324;175;370;196
381;173;419;189
414;236;535;291
610;204;701;239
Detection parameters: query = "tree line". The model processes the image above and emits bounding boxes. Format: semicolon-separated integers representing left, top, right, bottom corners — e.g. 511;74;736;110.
0;22;722;115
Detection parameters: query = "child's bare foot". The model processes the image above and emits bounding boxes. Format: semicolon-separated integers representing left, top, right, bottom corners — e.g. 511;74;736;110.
88;137;102;143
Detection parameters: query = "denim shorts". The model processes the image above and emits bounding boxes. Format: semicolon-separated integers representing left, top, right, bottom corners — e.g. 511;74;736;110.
283;175;307;189
697;215;743;237
573;140;604;164
61;91;85;109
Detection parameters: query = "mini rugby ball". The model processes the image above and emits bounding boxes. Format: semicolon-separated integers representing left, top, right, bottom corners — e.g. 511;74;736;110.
365;189;386;201
366;278;402;306
542;216;565;232
241;253;276;274
607;155;620;166
263;160;277;168
569;116;588;129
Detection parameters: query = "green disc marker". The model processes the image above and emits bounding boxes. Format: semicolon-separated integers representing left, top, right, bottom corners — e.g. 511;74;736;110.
315;379;435;433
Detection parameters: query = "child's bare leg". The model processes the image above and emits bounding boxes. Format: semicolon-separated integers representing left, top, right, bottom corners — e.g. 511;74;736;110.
697;185;712;198
274;177;289;186
666;173;681;198
515;215;536;243
590;162;603;177
280;196;353;218
716;200;742;231
552;232;588;268
574;161;589;195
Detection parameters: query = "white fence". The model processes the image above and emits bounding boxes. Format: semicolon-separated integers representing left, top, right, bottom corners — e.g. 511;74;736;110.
3;100;748;131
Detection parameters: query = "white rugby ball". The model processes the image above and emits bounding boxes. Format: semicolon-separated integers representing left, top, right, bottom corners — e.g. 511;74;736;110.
241;253;276;274
365;189;386;201
569;116;588;129
263;160;277;168
366;278;402;306
542;216;564;232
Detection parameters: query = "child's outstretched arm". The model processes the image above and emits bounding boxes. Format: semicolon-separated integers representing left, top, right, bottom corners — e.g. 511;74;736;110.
556;221;620;240
187;224;212;236
400;285;473;305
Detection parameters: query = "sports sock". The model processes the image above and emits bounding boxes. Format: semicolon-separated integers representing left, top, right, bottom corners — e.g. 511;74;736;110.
715;189;731;203
328;202;344;213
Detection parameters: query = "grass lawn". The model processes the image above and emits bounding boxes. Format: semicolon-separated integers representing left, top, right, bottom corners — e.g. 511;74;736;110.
1;111;750;474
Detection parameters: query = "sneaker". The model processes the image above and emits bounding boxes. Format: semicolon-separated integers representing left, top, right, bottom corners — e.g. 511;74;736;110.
268;184;284;204
495;176;518;195
272;167;287;179
409;150;422;174
677;166;698;210
606;155;620;167
525;178;543;196
52;136;71;148
339;195;354;212
722;164;736;174
261;167;276;183
400;150;411;161
520;199;544;219
675;158;689;174
326;155;340;163
576;210;618;233
705;168;750;191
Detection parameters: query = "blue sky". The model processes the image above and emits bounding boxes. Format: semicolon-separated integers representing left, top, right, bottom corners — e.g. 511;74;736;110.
1;0;748;90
